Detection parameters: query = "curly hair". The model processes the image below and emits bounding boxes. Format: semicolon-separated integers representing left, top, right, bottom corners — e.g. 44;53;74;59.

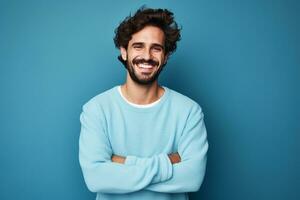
114;6;181;65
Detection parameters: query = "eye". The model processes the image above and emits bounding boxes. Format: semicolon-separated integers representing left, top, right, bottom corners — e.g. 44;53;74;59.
152;46;163;52
133;45;143;50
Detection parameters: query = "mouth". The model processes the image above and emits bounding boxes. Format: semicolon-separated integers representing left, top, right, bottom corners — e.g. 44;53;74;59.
135;63;156;73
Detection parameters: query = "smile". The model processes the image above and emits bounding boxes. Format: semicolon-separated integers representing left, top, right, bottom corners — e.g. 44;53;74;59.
137;63;155;69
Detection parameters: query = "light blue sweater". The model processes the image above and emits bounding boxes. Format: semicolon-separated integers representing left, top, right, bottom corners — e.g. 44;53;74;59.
79;86;208;200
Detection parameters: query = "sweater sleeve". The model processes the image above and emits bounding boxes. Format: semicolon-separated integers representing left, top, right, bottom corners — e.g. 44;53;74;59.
78;100;173;194
144;104;208;193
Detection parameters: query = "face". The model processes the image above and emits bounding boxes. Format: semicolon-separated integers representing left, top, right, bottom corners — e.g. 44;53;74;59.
120;26;168;85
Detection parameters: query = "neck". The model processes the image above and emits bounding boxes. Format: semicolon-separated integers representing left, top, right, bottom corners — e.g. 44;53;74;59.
121;74;164;105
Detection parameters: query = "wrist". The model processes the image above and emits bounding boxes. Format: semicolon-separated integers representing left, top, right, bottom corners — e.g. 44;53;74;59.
111;155;126;164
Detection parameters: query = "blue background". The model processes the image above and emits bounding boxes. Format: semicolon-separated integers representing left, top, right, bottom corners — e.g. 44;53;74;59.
0;0;299;199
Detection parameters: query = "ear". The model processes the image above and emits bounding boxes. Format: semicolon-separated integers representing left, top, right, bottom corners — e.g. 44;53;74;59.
120;47;127;61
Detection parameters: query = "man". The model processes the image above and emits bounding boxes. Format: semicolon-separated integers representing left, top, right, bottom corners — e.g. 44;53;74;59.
79;7;208;200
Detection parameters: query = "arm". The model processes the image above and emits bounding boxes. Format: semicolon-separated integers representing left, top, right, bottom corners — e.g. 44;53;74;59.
79;101;173;194
111;153;181;164
145;104;208;193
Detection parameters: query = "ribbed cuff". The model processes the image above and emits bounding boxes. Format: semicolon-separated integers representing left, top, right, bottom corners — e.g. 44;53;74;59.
124;154;173;183
124;155;138;165
158;153;173;182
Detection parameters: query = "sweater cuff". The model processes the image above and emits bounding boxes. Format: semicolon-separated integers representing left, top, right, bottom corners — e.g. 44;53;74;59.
124;154;173;183
151;153;173;183
158;153;173;182
124;155;138;165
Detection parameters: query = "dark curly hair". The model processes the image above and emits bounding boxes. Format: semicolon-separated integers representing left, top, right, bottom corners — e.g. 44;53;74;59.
114;6;181;66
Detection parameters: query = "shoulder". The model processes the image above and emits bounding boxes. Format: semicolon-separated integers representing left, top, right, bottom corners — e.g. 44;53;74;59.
82;86;117;111
167;87;203;113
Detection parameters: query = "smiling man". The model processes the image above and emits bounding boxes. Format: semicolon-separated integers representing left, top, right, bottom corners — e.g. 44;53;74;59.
79;7;208;200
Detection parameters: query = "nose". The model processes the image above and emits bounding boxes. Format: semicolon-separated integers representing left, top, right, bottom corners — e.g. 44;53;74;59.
142;48;152;60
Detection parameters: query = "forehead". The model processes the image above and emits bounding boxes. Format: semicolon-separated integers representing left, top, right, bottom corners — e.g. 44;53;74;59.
128;26;165;46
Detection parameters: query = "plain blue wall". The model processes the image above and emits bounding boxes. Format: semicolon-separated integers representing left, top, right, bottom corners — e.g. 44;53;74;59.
0;0;299;199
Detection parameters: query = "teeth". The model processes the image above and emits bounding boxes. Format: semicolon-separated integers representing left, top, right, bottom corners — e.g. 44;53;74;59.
137;64;154;69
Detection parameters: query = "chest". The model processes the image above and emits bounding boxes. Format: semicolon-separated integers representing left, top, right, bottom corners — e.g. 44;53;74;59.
106;110;183;157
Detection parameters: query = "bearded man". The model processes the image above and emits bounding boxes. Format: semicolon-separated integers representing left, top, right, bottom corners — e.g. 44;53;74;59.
79;6;208;200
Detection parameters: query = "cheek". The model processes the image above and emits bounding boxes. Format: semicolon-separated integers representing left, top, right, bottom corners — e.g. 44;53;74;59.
159;55;166;64
153;53;164;61
129;52;142;61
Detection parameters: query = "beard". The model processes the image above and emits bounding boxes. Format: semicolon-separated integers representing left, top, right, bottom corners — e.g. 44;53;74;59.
126;56;165;85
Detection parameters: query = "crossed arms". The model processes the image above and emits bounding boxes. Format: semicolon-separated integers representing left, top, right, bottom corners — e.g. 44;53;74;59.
111;153;181;164
79;101;208;194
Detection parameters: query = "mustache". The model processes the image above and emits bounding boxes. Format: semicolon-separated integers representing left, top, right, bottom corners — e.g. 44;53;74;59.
132;58;159;66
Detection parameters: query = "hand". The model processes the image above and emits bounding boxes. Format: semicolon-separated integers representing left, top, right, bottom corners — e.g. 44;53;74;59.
111;155;126;164
168;152;181;164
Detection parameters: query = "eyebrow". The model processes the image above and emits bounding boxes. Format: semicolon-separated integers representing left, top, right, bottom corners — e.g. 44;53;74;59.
131;42;164;49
